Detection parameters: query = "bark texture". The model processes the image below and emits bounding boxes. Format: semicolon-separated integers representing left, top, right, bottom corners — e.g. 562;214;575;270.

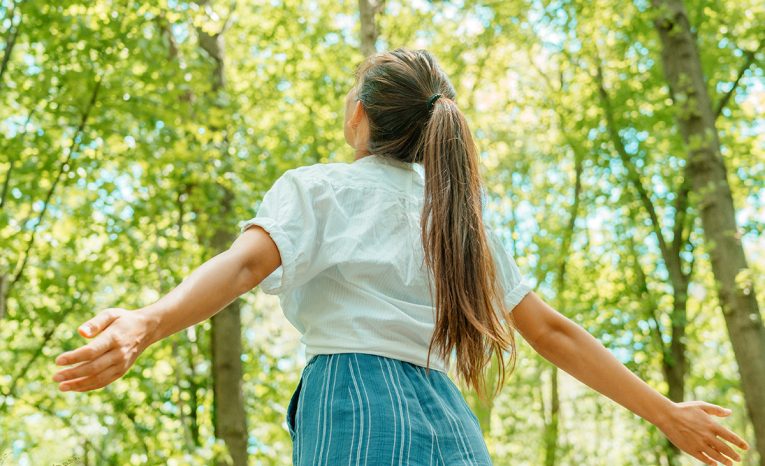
651;1;765;462
195;5;248;465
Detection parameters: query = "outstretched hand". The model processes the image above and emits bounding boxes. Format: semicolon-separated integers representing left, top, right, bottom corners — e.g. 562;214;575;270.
657;400;749;465
52;308;154;392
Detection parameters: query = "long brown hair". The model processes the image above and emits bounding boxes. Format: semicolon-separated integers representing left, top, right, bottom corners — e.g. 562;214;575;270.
354;48;517;400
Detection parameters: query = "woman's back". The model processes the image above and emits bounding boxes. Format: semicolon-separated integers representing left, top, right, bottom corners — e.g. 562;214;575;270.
240;153;532;374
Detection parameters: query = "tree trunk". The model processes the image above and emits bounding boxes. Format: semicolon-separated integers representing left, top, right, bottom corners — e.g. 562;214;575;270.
211;294;247;466
208;188;247;466
543;366;560;466
543;145;583;466
624;231;683;466
194;4;248;464
651;1;765;462
664;287;688;405
358;0;385;57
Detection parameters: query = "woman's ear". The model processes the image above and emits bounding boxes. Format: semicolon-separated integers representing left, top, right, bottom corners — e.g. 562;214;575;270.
350;99;365;127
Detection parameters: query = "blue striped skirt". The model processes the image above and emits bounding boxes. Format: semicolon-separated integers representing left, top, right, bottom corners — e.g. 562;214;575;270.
285;352;493;465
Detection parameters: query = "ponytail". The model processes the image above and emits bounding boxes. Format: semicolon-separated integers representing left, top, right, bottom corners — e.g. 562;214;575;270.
354;48;518;401
420;96;516;401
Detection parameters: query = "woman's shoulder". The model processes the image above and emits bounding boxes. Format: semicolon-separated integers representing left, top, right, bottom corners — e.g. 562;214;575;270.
283;159;384;192
286;160;352;180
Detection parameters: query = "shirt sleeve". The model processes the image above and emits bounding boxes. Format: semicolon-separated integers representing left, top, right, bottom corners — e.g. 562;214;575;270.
485;227;533;316
238;169;327;295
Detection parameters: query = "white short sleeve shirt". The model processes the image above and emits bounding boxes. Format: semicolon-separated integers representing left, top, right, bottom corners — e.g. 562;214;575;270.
239;154;533;373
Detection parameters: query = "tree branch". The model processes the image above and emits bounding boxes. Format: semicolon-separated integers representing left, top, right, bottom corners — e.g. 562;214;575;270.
0;317;61;410
594;61;671;262
0;0;24;91
670;176;690;259
0;299;79;411
626;230;667;356
0;274;7;320
8;76;102;290
18;398;108;463
220;0;238;34
714;41;763;119
0;106;39;210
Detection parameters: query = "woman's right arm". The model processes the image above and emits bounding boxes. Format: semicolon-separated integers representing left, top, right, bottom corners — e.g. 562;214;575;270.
52;225;281;392
510;291;749;465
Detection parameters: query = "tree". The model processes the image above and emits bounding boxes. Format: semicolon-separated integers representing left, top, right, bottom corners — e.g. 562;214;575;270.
650;0;765;462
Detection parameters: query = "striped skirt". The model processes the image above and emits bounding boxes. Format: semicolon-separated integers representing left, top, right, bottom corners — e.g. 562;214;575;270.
285;352;493;465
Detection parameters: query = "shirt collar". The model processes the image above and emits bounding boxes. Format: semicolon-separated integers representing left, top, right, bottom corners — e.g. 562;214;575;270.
355;154;419;170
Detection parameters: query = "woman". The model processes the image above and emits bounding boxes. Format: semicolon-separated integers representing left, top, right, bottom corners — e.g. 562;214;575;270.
52;48;749;465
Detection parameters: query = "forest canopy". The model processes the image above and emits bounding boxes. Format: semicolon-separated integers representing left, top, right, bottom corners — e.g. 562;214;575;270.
0;0;763;465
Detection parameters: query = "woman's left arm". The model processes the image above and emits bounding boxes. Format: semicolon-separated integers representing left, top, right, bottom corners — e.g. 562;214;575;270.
510;291;750;466
52;225;281;392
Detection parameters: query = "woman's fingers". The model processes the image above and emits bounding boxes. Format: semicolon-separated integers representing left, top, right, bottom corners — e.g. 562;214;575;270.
710;431;743;461
693;449;718;466
59;364;123;392
55;332;114;366
714;423;750;451
52;348;120;385
703;442;733;466
662;401;749;464
707;435;740;463
78;308;121;338
51;308;146;392
698;401;732;417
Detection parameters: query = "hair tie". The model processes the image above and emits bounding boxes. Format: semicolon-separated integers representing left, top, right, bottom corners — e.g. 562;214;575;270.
427;93;442;110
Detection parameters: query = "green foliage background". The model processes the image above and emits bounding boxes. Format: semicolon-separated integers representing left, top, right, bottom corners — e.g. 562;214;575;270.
0;0;762;464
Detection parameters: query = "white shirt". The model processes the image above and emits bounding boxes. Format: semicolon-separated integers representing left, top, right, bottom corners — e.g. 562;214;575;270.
239;154;533;373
